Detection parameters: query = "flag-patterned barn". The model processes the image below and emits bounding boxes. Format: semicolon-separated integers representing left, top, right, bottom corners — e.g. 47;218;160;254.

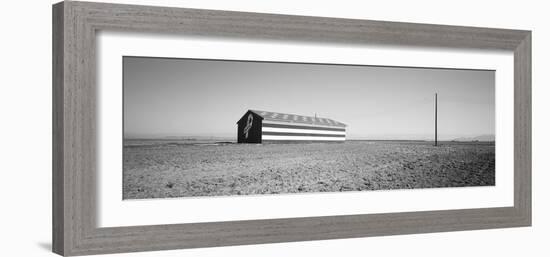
236;110;347;143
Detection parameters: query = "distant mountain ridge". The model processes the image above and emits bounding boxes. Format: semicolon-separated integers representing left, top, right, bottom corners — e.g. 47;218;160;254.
452;134;495;142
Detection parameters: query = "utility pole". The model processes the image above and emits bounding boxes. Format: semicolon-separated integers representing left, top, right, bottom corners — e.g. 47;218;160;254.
435;93;438;146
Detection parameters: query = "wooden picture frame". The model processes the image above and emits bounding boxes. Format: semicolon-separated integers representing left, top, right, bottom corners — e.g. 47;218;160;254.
52;1;531;256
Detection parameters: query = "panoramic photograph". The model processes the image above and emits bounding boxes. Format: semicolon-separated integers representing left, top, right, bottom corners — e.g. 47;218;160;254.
123;56;495;200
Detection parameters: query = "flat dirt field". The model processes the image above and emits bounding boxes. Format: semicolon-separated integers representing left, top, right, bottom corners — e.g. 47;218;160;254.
123;140;495;199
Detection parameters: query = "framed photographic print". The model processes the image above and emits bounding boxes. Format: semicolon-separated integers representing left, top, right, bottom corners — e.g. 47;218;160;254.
52;1;531;256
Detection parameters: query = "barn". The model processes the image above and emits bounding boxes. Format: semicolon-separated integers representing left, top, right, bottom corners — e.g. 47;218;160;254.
236;110;347;143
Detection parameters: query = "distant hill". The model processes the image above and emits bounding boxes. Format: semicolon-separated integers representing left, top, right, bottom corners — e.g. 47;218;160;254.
452;135;495;142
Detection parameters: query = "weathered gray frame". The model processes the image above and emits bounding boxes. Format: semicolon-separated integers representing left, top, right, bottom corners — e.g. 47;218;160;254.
52;1;531;256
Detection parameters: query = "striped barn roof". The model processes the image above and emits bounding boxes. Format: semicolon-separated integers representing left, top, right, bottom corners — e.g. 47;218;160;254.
249;110;347;128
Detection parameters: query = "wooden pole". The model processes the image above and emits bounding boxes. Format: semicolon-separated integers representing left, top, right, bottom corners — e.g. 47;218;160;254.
435;93;438;146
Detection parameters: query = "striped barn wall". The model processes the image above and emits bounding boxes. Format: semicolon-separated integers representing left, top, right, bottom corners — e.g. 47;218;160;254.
261;120;346;142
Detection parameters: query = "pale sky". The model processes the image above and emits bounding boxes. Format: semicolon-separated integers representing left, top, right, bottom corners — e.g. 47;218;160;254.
123;56;494;140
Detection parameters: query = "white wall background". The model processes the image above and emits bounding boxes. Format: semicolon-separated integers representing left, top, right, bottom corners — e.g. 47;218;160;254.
0;0;547;256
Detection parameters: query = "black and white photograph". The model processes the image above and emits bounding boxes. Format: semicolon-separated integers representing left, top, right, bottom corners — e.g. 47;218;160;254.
1;0;542;256
123;57;495;200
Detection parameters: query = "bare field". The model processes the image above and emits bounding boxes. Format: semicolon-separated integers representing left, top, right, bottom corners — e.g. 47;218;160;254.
123;140;495;199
